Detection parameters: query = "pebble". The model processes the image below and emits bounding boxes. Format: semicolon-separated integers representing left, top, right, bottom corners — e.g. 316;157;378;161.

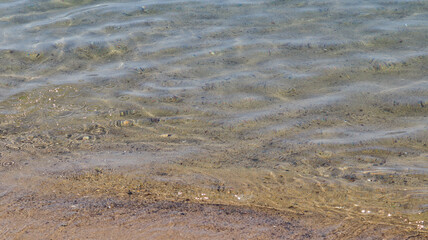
120;110;135;116
82;136;91;140
114;120;134;127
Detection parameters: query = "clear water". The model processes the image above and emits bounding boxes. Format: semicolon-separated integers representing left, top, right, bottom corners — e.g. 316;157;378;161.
0;0;427;236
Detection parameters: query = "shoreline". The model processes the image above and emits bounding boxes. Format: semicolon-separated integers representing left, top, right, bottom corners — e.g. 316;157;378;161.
1;189;425;239
1;151;426;239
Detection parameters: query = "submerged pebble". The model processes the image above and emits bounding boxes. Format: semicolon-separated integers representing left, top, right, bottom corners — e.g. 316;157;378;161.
114;120;134;127
120;110;136;116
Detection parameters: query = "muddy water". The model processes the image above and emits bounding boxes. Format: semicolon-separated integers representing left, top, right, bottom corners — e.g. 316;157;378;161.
0;0;427;238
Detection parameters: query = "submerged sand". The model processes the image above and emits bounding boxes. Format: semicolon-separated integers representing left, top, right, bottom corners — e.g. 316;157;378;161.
1;1;428;238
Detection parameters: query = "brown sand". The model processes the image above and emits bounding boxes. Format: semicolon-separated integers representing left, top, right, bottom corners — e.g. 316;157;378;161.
0;151;426;240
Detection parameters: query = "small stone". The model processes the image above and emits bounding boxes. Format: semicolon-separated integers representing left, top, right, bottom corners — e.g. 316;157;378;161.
316;151;332;159
120;110;135;116
114;120;134;127
149;118;160;123
343;174;357;182
122;120;133;127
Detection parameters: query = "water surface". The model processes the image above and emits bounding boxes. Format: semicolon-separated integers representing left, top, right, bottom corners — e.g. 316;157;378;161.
0;0;427;238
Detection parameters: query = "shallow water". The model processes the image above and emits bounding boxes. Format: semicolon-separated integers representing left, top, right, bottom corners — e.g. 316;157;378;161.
0;0;427;237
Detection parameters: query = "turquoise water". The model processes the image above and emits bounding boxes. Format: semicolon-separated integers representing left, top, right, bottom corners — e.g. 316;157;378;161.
0;0;427;236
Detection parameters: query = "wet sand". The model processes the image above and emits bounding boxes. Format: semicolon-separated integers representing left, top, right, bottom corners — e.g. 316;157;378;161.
1;197;422;240
0;149;426;239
